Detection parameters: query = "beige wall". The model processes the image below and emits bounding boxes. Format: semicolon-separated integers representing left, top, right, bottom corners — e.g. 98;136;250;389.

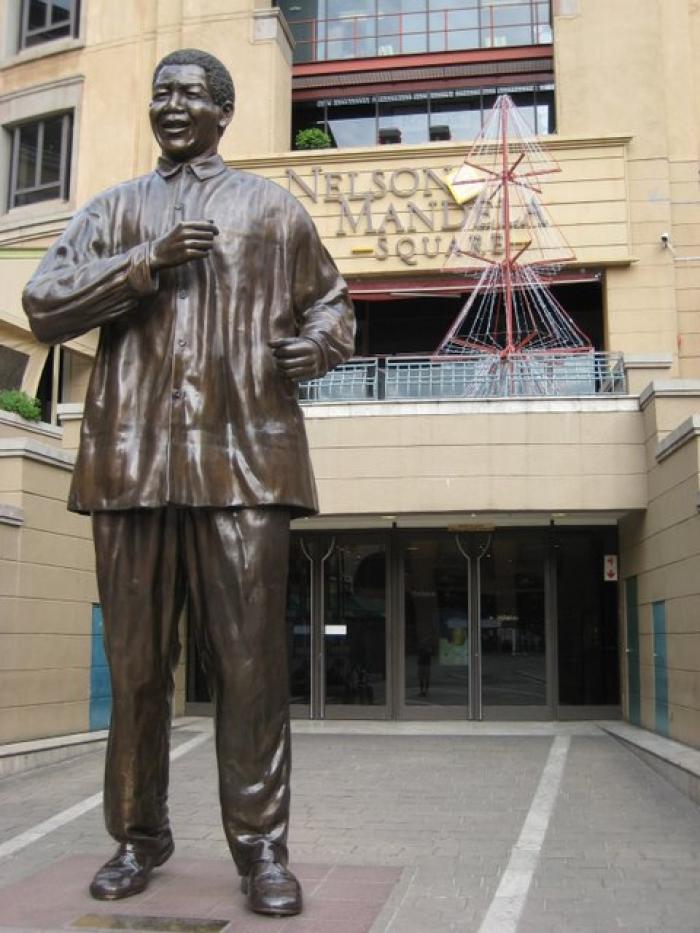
619;384;700;748
0;0;292;211
0;414;185;744
554;0;700;376
305;399;646;516
0;427;94;743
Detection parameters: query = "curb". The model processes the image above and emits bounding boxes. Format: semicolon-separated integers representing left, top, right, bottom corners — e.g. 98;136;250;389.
0;717;207;779
601;721;700;806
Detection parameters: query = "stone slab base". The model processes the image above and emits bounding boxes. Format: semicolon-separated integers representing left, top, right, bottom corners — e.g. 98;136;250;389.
0;855;403;933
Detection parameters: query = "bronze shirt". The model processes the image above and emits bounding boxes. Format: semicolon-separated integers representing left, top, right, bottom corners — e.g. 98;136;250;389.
23;154;355;515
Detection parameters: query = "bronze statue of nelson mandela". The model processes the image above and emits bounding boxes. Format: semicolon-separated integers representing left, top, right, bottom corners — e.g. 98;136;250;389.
22;49;355;917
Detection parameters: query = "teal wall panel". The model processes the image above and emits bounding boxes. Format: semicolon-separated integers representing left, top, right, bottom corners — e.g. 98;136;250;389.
652;600;669;736
89;604;111;731
625;576;640;726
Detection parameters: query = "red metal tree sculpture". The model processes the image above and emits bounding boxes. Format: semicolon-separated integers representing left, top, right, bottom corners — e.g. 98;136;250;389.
434;95;592;365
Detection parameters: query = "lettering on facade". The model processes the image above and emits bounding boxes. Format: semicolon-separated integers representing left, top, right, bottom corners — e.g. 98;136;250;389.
286;166;472;266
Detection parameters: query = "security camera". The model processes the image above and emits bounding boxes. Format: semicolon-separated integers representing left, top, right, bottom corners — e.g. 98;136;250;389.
660;233;670;246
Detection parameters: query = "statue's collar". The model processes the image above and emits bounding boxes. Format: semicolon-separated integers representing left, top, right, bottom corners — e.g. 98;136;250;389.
156;153;226;180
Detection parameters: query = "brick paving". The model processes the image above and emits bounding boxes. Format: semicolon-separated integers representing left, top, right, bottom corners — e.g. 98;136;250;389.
0;721;698;932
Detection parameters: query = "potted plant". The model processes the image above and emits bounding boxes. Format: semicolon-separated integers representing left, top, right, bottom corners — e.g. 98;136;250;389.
0;389;41;422
294;128;332;150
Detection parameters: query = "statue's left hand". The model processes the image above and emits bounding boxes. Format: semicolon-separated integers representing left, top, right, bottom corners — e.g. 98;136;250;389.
269;337;323;381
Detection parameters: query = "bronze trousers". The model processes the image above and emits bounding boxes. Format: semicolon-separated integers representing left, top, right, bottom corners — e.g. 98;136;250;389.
92;506;292;875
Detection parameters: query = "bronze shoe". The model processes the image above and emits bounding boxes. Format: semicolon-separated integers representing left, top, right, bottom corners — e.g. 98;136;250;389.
89;839;174;900
241;860;303;916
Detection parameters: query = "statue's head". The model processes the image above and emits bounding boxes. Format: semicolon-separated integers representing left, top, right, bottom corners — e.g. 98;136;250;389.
150;49;235;162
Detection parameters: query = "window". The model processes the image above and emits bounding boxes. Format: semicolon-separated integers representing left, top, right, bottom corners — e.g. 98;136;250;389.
19;0;79;50
277;0;551;63
292;83;555;148
0;345;29;391
8;112;72;209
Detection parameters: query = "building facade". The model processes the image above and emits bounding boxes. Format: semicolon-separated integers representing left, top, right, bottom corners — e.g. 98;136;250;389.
1;0;700;746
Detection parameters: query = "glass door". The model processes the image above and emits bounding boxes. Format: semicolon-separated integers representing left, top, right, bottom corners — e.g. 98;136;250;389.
401;534;470;718
287;528;552;721
480;534;550;718
287;538;313;717
287;534;388;719
323;537;388;717
399;530;551;720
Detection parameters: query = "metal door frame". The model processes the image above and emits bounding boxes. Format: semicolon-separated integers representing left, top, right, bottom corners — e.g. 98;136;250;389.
394;528;555;721
294;530;392;721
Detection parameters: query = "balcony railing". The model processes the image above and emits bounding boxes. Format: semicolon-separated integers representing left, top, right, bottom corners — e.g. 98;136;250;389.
280;1;552;64
299;352;627;403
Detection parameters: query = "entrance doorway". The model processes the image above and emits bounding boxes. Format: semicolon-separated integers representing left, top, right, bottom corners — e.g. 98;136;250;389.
287;535;389;719
186;525;620;721
402;531;549;719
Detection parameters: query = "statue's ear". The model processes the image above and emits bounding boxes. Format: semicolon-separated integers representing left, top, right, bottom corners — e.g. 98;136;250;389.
219;101;234;133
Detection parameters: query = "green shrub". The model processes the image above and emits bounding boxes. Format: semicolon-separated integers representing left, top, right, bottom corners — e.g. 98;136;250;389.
0;389;42;422
294;128;332;150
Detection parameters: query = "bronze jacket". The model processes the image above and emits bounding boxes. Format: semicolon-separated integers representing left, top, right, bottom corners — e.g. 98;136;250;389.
23;154;355;515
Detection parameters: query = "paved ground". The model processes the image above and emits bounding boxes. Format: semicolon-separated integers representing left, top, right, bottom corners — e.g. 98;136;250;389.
0;720;699;932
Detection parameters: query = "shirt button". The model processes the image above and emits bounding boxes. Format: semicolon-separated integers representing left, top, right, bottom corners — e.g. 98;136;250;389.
172;389;181;399
174;202;183;211
177;338;186;347
178;289;187;299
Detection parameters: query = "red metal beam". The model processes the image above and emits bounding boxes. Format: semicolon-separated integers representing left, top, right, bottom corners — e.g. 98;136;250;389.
292;71;554;102
293;44;553;80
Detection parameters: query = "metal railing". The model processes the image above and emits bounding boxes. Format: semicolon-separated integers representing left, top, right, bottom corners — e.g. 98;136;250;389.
299;352;627;403
298;358;379;402
280;1;552;64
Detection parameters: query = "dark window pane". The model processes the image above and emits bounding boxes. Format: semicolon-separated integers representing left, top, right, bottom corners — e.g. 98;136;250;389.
40;115;64;184
28;0;49;30
277;0;318;61
536;85;555;134
509;90;537;135
296;83;554;151
326;97;375;147
292;100;327;145
11;114;71;208
378;94;429;144
0;346;29;391
430;89;482;141
50;0;71;24
17;123;39;191
14;185;62;207
24;24;71;45
22;0;74;46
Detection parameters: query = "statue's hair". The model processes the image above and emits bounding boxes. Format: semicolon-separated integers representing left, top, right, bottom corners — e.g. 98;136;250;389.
153;49;235;107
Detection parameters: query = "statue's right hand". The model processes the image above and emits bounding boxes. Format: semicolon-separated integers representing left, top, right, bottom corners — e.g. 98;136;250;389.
149;220;219;271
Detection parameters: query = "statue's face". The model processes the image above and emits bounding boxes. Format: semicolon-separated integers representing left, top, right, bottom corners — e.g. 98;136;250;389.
149;63;233;162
